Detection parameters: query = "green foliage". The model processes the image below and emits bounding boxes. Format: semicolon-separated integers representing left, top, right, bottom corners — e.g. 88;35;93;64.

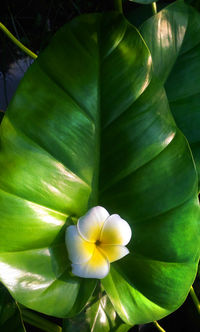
0;2;199;329
63;290;131;332
0;283;25;331
139;0;200;188
101;77;199;324
166;4;200;189
0;12;151;319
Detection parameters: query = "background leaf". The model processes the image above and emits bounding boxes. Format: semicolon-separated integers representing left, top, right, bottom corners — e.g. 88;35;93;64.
63;290;131;332
0;283;26;332
165;4;200;188
139;0;200;188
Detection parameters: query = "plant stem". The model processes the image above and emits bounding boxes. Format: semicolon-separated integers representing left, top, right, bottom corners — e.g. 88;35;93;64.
114;0;123;13
21;308;62;332
0;22;37;59
16;303;27;332
190;286;200;314
151;2;157;15
153;320;166;332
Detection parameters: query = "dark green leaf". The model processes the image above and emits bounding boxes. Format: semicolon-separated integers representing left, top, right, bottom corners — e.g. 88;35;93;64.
165;4;200;188
21;307;62;332
139;0;200;187
140;0;188;83
0;283;26;332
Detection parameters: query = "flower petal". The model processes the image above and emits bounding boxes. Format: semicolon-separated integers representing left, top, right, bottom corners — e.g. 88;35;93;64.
100;214;132;245
65;225;94;264
77;206;109;242
71;247;110;279
99;244;129;263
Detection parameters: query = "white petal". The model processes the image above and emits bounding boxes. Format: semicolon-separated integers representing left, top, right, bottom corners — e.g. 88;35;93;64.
65;225;94;264
77;206;110;242
100;214;132;245
71;247;110;279
99;244;129;263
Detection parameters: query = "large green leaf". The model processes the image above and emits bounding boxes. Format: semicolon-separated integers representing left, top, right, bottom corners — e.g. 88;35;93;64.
139;0;200;187
0;283;26;332
0;12;151;318
0;9;199;325
101;77;200;324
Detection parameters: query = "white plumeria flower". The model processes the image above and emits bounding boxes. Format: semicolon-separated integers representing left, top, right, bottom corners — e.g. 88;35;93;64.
65;206;132;279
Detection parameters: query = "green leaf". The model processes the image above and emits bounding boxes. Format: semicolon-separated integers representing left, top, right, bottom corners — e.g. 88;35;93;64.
0;12;151;318
63;290;131;332
21;307;62;332
140;0;188;83
139;0;200;187
165;4;200;188
101;76;200;324
0;283;26;332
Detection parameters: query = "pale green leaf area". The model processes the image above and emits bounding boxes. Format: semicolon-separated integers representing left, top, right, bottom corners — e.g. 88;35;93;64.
0;8;199;327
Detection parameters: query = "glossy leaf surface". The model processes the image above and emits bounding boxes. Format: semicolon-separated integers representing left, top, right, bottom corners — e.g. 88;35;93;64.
139;0;200;187
101;77;200;324
165;3;200;187
63;292;131;332
0;9;199;325
0;283;26;332
0;12;151;319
